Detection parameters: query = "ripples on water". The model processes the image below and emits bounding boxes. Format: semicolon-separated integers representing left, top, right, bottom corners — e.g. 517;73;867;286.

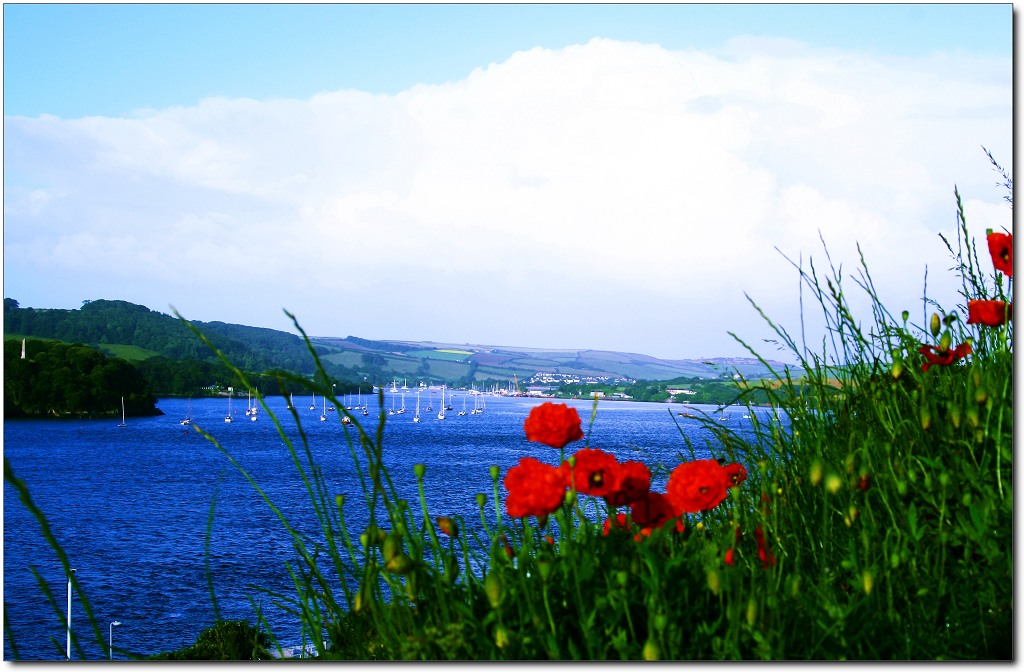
3;394;781;660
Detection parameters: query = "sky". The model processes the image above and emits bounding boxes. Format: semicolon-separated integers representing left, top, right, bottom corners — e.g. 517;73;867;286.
3;3;1014;362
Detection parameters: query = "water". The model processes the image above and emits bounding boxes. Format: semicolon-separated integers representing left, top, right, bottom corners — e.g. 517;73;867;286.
4;393;778;660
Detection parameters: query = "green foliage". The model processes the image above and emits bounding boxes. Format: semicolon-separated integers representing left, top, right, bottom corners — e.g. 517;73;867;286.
146;620;272;660
4;339;157;418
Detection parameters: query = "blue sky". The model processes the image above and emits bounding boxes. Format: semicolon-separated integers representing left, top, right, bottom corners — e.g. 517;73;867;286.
3;4;1014;361
5;4;1011;119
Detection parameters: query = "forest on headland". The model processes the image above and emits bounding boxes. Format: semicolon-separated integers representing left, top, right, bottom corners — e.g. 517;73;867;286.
3;297;784;418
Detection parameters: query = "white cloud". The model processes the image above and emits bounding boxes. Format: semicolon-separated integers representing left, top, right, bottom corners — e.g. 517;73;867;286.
3;37;1011;360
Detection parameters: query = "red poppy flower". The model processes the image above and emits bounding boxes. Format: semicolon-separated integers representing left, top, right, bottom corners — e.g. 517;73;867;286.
666;459;729;515
631;491;684;534
987;232;1013;277
524;402;585;449
604;460;651;507
967;300;1010;327
724;548;736;566
918;341;972;372
723;462;748;487
504;457;568;518
565;448;621;498
602;513;630;536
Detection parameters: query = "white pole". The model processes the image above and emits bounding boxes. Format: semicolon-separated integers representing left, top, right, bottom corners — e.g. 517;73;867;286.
66;568;75;660
109;621;121;660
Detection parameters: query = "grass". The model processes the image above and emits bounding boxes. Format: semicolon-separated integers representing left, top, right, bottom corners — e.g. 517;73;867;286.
4;160;1011;660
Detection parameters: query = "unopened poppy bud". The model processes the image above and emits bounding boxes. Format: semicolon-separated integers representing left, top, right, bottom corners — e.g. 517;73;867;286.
859;473;870;492
484;571;502;609
975;387;988;405
475;493;487;508
489;465;500;481
385;553;415;575
642;639;660;661
494;624;511;649
862;571;874;595
444;555;459;583
616;571;628;587
902;310;910;324
810;460;824;487
746;598;757;626
707;569;721;595
939;331;952;353
930;313;941;338
891;361;904;380
825;473;842;494
653;613;668;632
950;406;962;428
383;533;403;562
966;408;979;429
413;463;426;479
436;516;458;537
537;559;553;582
920;407;932;431
336;494;345;508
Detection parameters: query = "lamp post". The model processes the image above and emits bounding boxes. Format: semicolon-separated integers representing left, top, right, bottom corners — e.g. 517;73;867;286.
109;621;121;660
66;568;75;660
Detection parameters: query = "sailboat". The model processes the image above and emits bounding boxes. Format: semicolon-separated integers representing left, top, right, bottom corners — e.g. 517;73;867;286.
245;389;253;416
288;393;294;410
458;395;467;416
413;392;421;423
225;390;233;423
389;394;395;416
320;394;327;422
118;397;127;427
309;392;315;411
396;392;406;414
437;385;446;420
180;398;192;425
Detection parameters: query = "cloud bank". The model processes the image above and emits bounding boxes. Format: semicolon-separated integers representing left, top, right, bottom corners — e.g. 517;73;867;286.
3;37;1012;360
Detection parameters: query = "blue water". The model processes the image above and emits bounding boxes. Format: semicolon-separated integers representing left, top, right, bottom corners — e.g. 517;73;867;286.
3;394;778;660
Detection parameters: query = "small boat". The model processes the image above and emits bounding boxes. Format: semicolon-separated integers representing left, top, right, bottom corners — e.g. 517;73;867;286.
118;397;127;427
437;385;446;420
180;398;192;425
320;395;327;422
396;393;406;414
225;390;233;423
309;392;315;411
413;392;421;423
458;395;467;416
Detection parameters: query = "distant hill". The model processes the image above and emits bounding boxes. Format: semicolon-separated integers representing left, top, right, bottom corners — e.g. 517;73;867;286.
310;337;793;383
2;297;795;388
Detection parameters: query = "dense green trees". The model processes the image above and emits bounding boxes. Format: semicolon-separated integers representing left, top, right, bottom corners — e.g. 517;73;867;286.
4;339;158;418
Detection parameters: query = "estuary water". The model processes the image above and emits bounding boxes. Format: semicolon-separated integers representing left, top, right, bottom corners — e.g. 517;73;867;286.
4;393;780;660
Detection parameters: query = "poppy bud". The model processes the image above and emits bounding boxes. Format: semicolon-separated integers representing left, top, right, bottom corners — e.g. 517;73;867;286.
746;598;758;626
707;569;721;595
891;361;904;380
975;387;988;405
385;553;415;575
642;639;660;661
939;331;952;353
902;310;910;324
484;571;502;609
810;460;823;487
495;624;511;649
436;516;459;537
413;463;427;479
653;613;668;632
825;473;842;494
383;533;403;562
862;571;874;595
336;494;345;509
489;465;500;481
859;473;870;492
537;559;553;582
444;555;459;584
475;493;487;509
930;313;941;338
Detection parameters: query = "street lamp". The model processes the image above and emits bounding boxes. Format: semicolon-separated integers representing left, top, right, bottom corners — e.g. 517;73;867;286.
109;621;121;660
66;568;75;660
